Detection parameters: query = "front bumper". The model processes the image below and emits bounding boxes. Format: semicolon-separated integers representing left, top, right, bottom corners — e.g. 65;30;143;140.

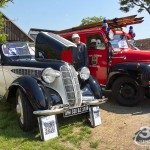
33;98;108;116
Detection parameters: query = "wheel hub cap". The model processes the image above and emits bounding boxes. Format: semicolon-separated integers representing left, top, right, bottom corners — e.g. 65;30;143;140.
16;104;21;114
16;96;24;124
120;84;135;98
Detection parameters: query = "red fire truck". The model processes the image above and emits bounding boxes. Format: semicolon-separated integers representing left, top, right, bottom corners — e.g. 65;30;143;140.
30;15;149;106
57;15;150;106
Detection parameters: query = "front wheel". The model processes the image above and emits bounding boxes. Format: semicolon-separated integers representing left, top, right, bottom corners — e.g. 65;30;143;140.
112;76;144;106
16;89;35;131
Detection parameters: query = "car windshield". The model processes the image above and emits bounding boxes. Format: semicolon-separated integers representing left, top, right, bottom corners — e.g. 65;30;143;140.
2;42;31;56
110;34;129;49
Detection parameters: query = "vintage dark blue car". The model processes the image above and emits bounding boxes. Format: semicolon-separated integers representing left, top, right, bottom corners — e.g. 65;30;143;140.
0;32;107;131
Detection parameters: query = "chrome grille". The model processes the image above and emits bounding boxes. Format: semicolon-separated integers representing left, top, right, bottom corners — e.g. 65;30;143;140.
11;69;42;78
60;65;82;107
70;66;82;104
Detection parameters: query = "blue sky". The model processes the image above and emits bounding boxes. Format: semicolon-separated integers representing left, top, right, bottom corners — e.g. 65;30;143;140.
0;0;149;40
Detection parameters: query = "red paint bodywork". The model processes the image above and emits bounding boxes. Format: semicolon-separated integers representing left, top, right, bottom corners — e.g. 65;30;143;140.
60;28;150;85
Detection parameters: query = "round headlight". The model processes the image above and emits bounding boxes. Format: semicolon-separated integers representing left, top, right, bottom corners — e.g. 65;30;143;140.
42;68;59;84
79;67;90;80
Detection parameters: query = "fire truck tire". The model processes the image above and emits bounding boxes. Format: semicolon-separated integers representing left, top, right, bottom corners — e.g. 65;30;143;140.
16;88;35;131
112;76;143;106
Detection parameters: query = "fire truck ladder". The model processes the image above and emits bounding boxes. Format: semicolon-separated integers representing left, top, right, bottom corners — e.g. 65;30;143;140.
56;15;144;34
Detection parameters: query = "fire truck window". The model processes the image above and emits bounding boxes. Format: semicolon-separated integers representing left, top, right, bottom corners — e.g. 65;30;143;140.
87;35;105;50
110;34;129;49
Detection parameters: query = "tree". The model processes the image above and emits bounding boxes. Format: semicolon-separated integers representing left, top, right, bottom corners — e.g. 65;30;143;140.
0;13;7;43
80;16;104;26
119;0;150;15
0;0;13;43
0;0;13;7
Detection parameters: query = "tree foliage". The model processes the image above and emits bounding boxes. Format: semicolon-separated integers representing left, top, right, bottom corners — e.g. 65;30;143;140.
119;0;150;15
0;0;13;7
0;0;13;43
80;16;104;26
0;13;7;43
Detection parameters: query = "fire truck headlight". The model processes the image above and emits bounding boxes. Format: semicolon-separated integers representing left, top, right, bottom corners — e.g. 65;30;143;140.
42;68;60;83
79;67;90;80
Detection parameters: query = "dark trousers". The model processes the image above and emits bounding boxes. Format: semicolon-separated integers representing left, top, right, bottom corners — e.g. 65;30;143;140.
73;62;85;70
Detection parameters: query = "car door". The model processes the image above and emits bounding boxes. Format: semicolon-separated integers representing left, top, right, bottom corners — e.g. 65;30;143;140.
0;53;7;98
87;32;108;85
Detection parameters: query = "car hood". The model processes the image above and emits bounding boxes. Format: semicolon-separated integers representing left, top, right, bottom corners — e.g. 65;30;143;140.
118;49;150;63
35;32;76;61
8;58;69;71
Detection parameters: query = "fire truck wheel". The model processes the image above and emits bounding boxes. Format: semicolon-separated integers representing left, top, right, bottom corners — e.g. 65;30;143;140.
112;76;143;106
16;88;35;131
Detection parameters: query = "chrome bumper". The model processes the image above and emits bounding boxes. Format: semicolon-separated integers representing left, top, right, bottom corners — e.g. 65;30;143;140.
83;98;108;105
33;108;66;116
33;98;108;116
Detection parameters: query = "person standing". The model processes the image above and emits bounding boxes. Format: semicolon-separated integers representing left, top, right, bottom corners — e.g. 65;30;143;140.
72;33;89;70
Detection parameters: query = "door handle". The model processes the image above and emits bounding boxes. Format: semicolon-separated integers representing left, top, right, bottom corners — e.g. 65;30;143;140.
111;56;126;60
89;55;102;58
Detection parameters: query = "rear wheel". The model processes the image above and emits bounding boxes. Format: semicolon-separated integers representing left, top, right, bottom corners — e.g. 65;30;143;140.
112;76;143;106
16;89;35;131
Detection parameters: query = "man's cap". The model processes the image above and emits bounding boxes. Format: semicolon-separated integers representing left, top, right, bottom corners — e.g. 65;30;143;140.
72;33;80;39
91;39;96;43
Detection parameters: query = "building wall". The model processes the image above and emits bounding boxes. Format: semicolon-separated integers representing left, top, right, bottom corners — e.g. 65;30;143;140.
1;12;33;42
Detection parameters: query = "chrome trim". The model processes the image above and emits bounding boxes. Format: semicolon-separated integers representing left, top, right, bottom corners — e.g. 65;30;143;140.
11;68;42;77
70;65;82;106
111;56;126;60
33;108;66;115
60;65;81;107
82;98;108;106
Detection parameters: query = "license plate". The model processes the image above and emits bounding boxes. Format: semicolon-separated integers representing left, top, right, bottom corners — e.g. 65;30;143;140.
63;105;89;117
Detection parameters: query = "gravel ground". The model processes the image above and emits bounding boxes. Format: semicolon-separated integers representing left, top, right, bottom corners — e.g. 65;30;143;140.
83;97;150;150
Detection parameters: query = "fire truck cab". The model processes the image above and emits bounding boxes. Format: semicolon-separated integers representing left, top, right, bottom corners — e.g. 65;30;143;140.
58;15;150;106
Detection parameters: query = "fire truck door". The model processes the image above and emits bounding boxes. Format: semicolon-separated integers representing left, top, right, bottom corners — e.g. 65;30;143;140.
87;34;108;85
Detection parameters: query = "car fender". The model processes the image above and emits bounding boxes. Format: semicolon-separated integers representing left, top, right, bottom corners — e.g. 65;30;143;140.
80;75;102;99
88;75;102;99
8;76;47;110
106;62;150;89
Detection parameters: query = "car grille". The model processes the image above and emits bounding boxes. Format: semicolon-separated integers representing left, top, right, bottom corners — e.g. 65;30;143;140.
60;65;82;107
11;69;42;78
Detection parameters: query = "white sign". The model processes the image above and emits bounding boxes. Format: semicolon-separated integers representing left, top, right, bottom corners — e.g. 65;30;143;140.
89;106;101;127
38;115;58;141
118;40;128;48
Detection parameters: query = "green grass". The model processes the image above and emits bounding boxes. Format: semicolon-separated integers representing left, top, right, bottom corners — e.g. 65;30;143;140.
89;140;100;149
0;102;92;150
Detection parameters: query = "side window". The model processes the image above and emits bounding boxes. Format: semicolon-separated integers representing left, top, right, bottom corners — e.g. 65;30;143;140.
87;34;105;50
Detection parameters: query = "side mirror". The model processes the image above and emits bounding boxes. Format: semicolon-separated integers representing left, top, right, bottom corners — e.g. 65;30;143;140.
107;29;114;41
